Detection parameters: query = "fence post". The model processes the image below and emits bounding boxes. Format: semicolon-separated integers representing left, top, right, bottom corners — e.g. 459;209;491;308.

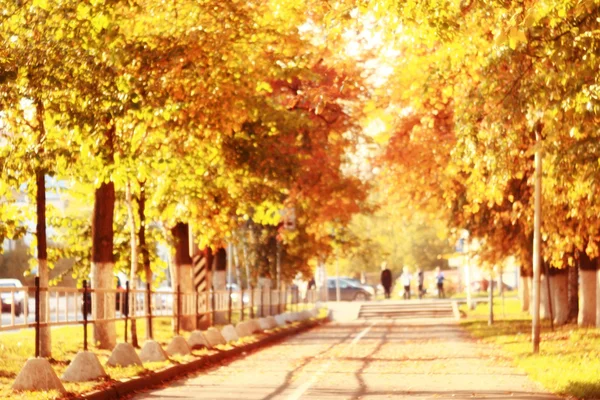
211;286;216;325
35;277;40;358
124;281;129;343
250;285;254;319
147;282;153;340
240;287;244;321
83;280;88;351
176;284;181;336
228;285;233;324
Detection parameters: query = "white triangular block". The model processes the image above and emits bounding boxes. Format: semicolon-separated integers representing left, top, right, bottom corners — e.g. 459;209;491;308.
139;340;169;362
61;351;107;382
13;358;66;393
274;314;287;326
300;310;312;320
247;319;262;333
258;318;271;331
235;321;252;337
266;316;278;329
188;330;211;349
166;336;191;356
106;342;143;367
205;327;227;347
221;324;240;342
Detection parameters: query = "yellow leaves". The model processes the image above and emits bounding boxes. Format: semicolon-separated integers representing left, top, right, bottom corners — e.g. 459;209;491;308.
91;13;110;33
569;127;584;140
76;3;91;20
508;27;527;50
252;201;282;226
33;0;49;10
256;81;273;93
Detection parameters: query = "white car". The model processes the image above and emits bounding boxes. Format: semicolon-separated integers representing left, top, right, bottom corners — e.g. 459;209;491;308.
0;279;26;316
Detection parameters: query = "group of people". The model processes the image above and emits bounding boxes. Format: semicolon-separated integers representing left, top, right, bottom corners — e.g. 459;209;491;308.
380;263;445;300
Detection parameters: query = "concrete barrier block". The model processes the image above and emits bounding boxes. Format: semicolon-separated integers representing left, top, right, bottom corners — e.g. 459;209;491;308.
13;358;66;393
188;330;211;349
221;324;240;342
107;342;143;367
140;340;169;363
235;321;252;337
274;314;287;326
266;316;278;329
258;317;271;331
300;310;312;320
247;319;262;333
61;351;107;382
166;336;191;356
205;327;227;347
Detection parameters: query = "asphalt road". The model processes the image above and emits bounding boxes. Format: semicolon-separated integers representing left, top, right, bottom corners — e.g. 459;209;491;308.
131;317;560;400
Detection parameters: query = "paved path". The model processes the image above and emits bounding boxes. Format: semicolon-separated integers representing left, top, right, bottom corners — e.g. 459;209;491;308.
131;318;560;399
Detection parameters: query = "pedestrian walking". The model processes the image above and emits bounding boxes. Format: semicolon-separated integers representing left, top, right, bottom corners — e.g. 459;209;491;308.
417;267;425;299
380;262;392;299
435;267;445;298
399;267;412;300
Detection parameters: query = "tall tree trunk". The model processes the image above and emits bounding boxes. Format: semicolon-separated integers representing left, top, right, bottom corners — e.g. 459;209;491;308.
578;253;597;327
36;170;51;357
540;271;551;320
30;99;51;357
125;180;138;347
549;267;568;325
136;182;152;339
234;244;242;287
519;266;531;312
567;261;579;322
171;222;194;332
91;181;116;349
213;247;227;289
242;241;251;289
34;99;51;358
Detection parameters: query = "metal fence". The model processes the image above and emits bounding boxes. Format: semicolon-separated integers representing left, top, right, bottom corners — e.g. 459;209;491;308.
0;278;319;356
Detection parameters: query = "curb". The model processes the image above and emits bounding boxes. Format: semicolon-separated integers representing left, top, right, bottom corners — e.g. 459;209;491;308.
80;318;326;400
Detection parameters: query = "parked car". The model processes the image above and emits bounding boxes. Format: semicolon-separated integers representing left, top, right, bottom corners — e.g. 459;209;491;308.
327;277;372;301
343;277;376;297
0;279;26;316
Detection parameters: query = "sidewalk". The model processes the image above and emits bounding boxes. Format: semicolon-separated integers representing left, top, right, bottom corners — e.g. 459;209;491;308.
130;318;561;399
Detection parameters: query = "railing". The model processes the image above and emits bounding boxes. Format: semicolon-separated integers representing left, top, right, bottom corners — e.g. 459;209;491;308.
0;279;319;355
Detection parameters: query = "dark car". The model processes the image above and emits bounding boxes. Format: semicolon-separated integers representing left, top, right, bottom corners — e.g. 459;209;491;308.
327;277;372;301
0;279;26;316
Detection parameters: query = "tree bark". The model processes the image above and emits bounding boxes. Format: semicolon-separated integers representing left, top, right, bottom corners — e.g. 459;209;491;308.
549;268;568;325
36;170;51;357
125;180;138;347
242;241;251;289
578;253;597;327
34;99;51;358
519;266;531;312
91;181;116;349
539;272;550;320
136;182;152;339
568;261;579;322
171;222;194;331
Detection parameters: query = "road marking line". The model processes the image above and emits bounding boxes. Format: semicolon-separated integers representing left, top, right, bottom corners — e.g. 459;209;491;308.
286;321;377;400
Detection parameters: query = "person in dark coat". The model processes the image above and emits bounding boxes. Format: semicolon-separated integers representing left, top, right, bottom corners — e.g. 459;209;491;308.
380;262;392;299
